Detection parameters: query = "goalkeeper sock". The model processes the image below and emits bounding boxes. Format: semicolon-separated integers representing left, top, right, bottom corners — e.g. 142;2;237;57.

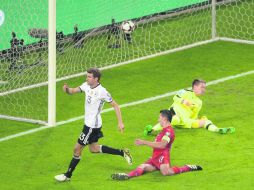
205;120;219;132
152;123;163;132
207;124;219;132
65;155;81;178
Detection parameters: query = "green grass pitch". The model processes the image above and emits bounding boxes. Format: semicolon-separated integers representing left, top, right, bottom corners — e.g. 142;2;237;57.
0;40;254;190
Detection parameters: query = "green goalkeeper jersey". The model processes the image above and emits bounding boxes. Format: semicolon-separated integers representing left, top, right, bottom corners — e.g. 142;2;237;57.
170;89;202;119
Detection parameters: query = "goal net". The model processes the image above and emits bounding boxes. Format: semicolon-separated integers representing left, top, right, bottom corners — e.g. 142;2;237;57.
0;0;253;125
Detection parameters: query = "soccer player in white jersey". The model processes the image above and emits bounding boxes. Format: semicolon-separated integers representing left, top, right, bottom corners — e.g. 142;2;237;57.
55;68;132;182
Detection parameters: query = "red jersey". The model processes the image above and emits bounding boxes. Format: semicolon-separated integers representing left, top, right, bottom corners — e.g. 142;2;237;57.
152;125;175;159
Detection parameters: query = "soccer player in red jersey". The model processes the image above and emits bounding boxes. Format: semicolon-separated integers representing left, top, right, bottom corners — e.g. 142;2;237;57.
111;109;202;180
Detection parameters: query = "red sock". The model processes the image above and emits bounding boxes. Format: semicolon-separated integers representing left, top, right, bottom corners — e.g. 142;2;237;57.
128;167;144;178
172;165;190;174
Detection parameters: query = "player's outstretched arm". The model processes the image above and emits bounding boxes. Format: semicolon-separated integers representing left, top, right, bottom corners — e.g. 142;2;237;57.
110;100;124;133
63;83;81;95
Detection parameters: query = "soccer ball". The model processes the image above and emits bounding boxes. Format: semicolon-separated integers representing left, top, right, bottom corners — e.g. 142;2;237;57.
121;20;135;34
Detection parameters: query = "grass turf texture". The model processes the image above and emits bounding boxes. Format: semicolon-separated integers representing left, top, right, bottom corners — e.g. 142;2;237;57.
0;41;254;189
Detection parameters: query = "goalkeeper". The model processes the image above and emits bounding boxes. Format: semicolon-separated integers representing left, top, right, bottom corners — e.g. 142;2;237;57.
144;79;235;135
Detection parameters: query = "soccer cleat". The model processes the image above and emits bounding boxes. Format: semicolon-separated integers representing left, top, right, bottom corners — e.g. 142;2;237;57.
226;127;235;134
54;174;70;182
218;127;235;134
123;148;133;165
144;125;153;136
218;128;228;134
186;165;203;171
111;173;130;180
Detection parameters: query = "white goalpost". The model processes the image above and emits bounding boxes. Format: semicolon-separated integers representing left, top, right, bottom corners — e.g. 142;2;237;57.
0;0;253;126
48;0;56;126
212;0;217;39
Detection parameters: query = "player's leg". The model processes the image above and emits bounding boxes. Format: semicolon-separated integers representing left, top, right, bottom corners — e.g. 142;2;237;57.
160;164;202;176
158;155;177;176
64;143;84;177
171;165;202;174
89;133;132;165
160;164;174;176
55;142;84;182
191;118;220;132
195;116;235;134
128;163;156;177
89;143;125;157
55;125;93;182
159;153;202;176
111;163;156;180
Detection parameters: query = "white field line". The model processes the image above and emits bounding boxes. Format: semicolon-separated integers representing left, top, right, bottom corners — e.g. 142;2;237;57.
0;114;47;125
0;69;254;143
219;37;254;45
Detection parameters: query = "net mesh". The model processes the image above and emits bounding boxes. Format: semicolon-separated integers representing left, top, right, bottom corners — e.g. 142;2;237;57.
0;0;253;123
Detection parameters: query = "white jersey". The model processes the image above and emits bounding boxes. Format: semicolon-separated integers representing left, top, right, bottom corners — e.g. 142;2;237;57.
79;82;112;128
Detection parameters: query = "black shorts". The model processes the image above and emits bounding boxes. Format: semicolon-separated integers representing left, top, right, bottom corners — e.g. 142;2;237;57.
77;125;103;146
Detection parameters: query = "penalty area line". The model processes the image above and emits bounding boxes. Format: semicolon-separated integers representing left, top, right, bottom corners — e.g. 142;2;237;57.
0;69;254;143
